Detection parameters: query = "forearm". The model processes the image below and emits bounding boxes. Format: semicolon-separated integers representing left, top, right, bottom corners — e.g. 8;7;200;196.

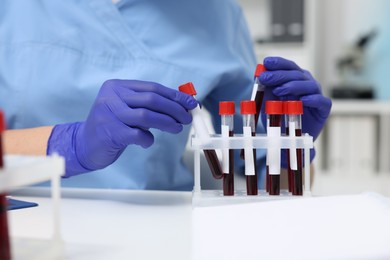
3;126;53;155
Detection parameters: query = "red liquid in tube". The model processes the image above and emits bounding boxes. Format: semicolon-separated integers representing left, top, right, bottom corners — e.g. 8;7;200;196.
285;101;304;196
222;131;235;196
265;101;283;196
0;111;11;260
179;82;223;180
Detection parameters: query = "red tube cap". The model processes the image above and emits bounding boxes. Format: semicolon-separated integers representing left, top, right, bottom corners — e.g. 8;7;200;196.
240;100;256;115
284;101;303;115
178;82;197;96
254;64;266;77
219;101;235;115
265;101;283;115
0;110;5;132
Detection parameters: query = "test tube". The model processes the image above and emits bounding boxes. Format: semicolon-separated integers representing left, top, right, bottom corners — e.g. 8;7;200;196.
178;82;223;179
219;102;235;196
0;110;11;260
240;64;266;160
265;101;283;195
240;101;258;195
251;64;266;126
285;101;304;195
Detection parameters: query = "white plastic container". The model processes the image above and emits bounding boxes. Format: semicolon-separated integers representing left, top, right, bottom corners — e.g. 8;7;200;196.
0;155;65;259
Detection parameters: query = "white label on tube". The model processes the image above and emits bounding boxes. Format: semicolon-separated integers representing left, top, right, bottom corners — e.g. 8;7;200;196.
221;125;230;173
243;126;255;176
289;121;298;170
267;126;281;175
250;83;258;100
269;147;281;175
267;126;281;137
191;106;210;140
266;118;270;166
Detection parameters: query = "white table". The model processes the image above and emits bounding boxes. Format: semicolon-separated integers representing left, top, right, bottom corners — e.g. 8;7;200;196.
9;188;390;260
10;188;192;260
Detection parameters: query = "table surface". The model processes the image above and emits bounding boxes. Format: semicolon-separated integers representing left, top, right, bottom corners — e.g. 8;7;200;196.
9;188;390;260
10;188;192;260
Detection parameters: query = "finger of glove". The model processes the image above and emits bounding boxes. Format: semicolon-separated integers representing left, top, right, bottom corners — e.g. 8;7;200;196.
107;80;198;110
273;80;322;97
115;106;184;134
301;94;332;120
263;56;303;71
117;126;155;148
82;124;154;166
259;70;308;87
97;95;184;133
121;91;193;125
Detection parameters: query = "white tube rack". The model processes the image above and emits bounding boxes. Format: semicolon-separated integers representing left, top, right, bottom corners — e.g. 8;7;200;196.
0;155;65;259
191;134;314;207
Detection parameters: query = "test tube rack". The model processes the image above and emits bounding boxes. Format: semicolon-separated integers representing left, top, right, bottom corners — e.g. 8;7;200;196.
191;133;314;207
0;154;65;259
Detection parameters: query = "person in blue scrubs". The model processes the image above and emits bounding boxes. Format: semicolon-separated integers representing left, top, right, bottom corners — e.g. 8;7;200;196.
0;0;331;190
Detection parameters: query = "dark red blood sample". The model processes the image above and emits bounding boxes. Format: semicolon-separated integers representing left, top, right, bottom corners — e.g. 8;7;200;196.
292;128;303;195
269;175;280;195
0;129;11;260
286;127;293;192
240;91;264;160
203;150;223;179
268;114;282;195
246;132;258;195
266;165;270;192
254;91;264;127
0;195;10;260
286;128;303;196
223;131;235;196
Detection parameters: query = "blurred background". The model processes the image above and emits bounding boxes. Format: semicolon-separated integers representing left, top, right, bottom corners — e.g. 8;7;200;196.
236;0;390;196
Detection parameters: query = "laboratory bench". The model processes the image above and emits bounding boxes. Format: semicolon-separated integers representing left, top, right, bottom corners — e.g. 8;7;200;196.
10;188;192;260
4;154;390;259
9;187;390;260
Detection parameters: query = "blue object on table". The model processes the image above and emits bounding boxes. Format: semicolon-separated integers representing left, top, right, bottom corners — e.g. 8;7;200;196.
7;198;38;210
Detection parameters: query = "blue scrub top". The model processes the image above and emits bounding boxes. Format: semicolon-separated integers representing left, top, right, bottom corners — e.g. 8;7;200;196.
0;0;266;190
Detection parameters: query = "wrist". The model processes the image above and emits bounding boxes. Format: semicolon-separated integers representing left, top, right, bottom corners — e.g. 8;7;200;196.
47;122;90;177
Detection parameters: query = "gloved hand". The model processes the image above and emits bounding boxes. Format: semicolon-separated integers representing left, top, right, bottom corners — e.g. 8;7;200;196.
259;56;332;167
47;79;197;177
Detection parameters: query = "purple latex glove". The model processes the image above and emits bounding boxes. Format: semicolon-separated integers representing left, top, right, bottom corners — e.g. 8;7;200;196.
259;57;332;167
47;80;197;177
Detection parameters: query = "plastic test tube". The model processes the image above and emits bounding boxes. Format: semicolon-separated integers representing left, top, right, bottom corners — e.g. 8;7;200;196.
240;101;258;195
285;101;304;195
219;102;235;196
265;101;283;195
0;110;11;260
178;82;223;179
251;64;267;126
240;64;266;160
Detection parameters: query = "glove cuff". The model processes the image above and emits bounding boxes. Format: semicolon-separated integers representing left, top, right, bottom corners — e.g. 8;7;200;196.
47;122;90;178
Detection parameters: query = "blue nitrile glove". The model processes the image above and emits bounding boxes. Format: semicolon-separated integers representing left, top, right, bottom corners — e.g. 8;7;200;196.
47;80;197;177
259;56;332;167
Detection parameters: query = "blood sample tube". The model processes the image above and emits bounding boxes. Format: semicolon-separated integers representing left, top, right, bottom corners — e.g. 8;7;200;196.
240;101;258;195
285;101;304;195
219;102;235;196
0;110;11;260
178;82;223;179
251;64;267;126
240;64;266;160
265;101;283;195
